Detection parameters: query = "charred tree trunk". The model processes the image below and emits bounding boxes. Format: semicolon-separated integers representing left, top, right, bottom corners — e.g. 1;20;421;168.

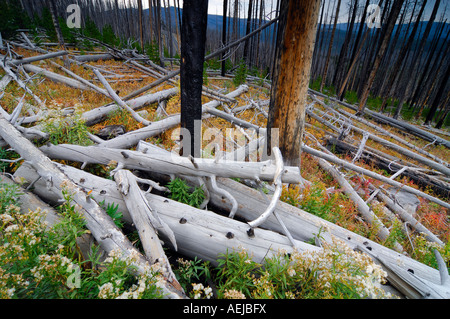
47;0;66;51
221;0;228;76
138;0;144;51
357;0;404;114
379;0;427;113
320;0;341;92
424;61;450;126
180;0;209;157
332;0;357;89
267;0;321;167
243;0;254;63
393;0;441;119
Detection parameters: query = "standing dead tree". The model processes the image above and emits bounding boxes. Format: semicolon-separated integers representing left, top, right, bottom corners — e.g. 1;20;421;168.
267;0;321;167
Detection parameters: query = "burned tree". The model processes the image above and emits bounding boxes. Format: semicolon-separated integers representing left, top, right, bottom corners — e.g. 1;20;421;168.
180;0;209;157
267;0;321;167
357;0;404;115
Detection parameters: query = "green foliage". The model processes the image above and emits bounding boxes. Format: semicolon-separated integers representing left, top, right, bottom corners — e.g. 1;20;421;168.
0;182;21;212
0;0;32;38
366;95;383;111
233;60;248;86
82;16;102;40
42;113;93;146
58;17;77;44
344;90;359;105
99;200;124;228
39;7;57;42
101;24;120;47
0;149;18;172
213;239;393;299
145;41;160;64
166;177;205;208
309;76;322;91
174;257;212;298
0;182;164;299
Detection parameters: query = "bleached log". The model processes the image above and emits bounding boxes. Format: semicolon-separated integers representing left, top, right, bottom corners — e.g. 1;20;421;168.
308;88;450;149
40;143;301;184
73;53;115;63
0;115;185;299
81;87;179;126
93;69;151;126
14;161;321;269
307;107;450;177
114;169;182;291
48;61;110;97
0;60;44;106
98;85;249;149
131;142;448;298
303;145;450;209
326;137;450;199
21;64;92;91
0;174;61;227
371;185;444;246
0;74;12;91
314;153;404;252
313;95;449;167
8;51;68;65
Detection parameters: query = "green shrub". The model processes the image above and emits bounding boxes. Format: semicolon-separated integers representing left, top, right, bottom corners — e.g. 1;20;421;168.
166;177;205;208
0;183;164;299
233;60;248;86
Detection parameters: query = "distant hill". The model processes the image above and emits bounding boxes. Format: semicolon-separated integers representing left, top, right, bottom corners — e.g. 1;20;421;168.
147;6;449;55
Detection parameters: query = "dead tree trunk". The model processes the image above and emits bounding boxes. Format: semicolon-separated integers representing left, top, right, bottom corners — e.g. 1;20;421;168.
358;0;404;114
180;0;209;157
266;0;321;167
320;0;341;92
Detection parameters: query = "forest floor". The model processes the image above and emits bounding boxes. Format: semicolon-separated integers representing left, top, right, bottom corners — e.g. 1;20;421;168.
0;43;449;299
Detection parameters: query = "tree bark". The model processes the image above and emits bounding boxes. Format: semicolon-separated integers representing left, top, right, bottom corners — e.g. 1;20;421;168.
320;0;341;91
180;0;209;157
424;61;450;126
266;0;321;167
358;0;404;114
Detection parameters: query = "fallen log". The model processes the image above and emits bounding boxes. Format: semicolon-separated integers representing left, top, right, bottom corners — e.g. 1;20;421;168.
325;137;450;199
14;161;321;268
81;87;179;126
93;69;151;126
0;174;61;227
302;145;450;209
39;143;301;184
114;169;182;291
307;107;450;176
128;141;450;298
97;84;249;149
0;59;44;106
308;88;450;149
73;53;115;63
22;63;92;91
0;115;185;299
369;184;444;246
314;153;404;252
312;95;449;167
8;51;68;66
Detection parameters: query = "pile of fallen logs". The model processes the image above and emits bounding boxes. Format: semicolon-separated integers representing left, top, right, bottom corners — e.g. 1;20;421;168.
1;31;449;299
